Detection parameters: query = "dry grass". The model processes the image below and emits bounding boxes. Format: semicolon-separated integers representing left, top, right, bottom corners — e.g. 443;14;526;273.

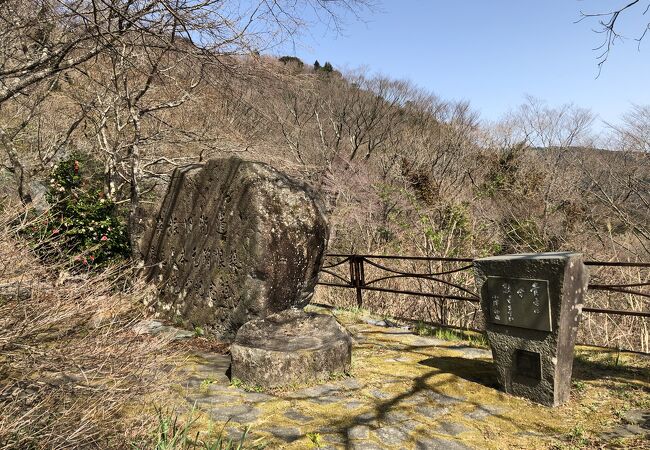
0;209;179;449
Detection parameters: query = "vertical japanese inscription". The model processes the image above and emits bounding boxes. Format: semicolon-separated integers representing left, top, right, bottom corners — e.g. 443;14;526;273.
486;277;552;332
143;158;330;335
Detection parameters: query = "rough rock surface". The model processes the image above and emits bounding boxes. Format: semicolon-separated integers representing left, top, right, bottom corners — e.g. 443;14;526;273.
132;319;195;340
0;281;34;301
230;309;352;388
141;157;329;337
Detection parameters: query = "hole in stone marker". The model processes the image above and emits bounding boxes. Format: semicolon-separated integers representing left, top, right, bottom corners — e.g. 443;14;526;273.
514;349;542;383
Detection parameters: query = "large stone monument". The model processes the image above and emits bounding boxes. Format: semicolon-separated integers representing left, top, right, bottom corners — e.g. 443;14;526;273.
230;308;352;388
473;252;588;406
141;157;329;337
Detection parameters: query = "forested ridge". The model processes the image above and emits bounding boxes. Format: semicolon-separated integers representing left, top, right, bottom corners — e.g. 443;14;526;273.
3;52;648;261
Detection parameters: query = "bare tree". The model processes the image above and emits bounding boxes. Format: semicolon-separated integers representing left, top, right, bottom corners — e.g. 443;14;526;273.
480;97;597;254
578;0;650;69
270;75;319;165
0;0;372;107
343;74;411;162
581;104;650;257
608;103;650;152
506;95;594;149
0;76;88;203
0;0;373;205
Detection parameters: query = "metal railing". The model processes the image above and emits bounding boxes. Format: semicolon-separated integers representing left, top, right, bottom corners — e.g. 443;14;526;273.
583;260;650;318
317;253;650;320
320;254;478;306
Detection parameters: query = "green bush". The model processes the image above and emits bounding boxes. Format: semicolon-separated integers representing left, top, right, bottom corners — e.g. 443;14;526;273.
23;154;130;268
278;55;304;67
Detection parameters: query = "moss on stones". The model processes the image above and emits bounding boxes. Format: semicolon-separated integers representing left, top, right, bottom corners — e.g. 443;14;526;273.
151;305;649;449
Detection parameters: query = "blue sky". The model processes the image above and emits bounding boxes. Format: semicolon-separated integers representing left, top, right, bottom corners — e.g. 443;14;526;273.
276;1;650;131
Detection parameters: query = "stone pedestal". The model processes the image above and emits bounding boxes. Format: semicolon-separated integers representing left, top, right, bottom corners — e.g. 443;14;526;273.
473;252;588;406
230;309;352;388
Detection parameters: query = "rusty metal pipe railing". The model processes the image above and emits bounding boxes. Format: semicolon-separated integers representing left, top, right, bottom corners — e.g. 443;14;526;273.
318;253;650;319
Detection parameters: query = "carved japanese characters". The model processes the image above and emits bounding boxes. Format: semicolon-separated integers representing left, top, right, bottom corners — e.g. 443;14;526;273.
140;157;329;337
487;277;552;332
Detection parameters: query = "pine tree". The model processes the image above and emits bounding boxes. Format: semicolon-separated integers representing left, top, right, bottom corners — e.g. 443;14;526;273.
323;61;333;72
313;60;321;71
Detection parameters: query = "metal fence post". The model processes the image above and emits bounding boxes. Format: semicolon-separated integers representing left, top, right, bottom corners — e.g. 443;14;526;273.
357;256;365;308
348;255;365;308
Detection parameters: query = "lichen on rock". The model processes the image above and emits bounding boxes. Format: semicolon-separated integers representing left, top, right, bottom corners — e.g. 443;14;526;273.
230;309;352;388
140;157;329;338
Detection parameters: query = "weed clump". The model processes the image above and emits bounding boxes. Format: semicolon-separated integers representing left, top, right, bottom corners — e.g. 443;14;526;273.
133;407;254;450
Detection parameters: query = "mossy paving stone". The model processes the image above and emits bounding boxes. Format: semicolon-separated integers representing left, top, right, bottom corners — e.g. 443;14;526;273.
348;424;371;440
242;391;275;403
350;443;384;450
374;426;410;445
186;392;242;406
344;399;366;410
322;431;346;444
408;336;449;347
369;389;392;400
435;421;470;436
447;345;492;360
384;356;412;363
264;426;303;443
354;411;379;426
415;436;475;450
415;405;450;419
464;404;502;420
208;404;260;423
284;408;314;422
162;306;650;449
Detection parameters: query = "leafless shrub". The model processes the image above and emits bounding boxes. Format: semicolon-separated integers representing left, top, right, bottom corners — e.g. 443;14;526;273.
580;265;650;353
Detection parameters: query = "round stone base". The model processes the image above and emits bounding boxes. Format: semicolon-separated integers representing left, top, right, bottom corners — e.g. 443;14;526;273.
230;309;352;388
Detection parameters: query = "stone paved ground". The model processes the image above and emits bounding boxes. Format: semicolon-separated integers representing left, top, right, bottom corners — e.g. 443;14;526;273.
168;307;649;449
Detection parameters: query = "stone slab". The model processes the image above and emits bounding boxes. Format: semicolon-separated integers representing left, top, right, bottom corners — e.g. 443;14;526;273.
230;309;352;388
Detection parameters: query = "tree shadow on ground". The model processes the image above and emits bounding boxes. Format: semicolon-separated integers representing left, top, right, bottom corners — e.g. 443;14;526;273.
269;324;562;449
571;349;650;384
418;356;500;389
324;364;560;450
182;322;650;449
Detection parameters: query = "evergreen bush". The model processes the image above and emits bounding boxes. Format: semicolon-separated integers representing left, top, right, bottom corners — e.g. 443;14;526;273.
23;154;130;268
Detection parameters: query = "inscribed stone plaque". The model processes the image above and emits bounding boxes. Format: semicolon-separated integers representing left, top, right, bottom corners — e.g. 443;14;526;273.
475;253;588;406
487;276;552;332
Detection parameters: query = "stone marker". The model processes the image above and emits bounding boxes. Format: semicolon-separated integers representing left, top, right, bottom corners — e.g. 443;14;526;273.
141;157;329;337
473;252;588;406
0;281;34;301
230;309;352;388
